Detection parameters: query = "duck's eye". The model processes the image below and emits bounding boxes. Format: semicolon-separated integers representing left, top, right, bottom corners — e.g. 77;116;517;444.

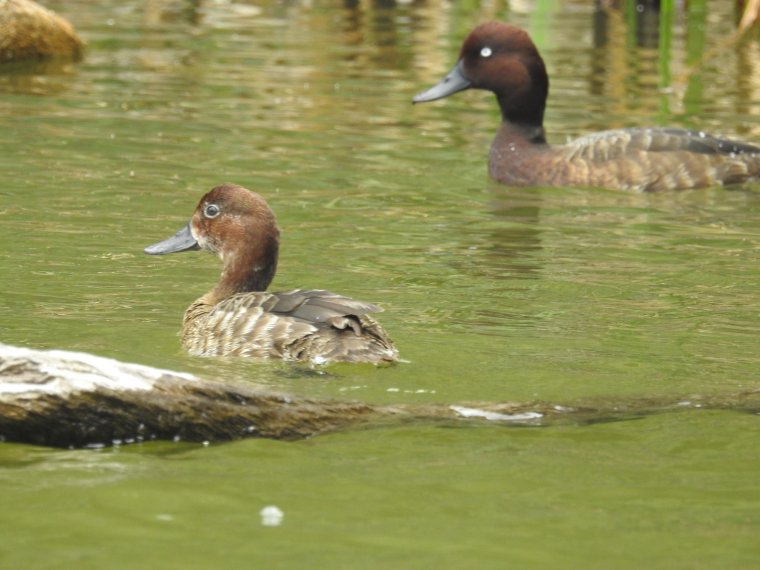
480;46;492;58
204;204;220;218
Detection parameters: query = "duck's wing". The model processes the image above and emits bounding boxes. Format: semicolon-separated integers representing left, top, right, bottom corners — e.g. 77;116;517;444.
224;288;384;338
563;127;760;162
262;290;395;363
263;289;382;324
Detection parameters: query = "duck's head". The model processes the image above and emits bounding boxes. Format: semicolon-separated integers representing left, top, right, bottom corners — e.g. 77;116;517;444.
413;22;548;127
145;183;280;293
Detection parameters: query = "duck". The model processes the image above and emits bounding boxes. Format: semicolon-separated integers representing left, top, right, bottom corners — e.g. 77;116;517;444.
144;183;398;365
413;21;760;192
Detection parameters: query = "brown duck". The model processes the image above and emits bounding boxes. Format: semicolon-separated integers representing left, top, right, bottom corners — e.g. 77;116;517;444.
144;183;398;364
413;22;760;192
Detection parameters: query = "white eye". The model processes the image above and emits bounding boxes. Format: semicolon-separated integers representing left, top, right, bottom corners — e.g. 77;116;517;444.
204;204;220;218
480;46;492;58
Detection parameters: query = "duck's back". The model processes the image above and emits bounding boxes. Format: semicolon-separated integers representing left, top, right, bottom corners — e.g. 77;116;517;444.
181;289;398;364
491;126;760;192
559;127;760;192
565;127;760;159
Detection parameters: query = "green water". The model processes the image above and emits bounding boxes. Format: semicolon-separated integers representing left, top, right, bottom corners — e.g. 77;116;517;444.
1;0;759;567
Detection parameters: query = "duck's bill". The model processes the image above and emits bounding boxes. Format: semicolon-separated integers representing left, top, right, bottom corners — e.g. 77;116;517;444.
412;60;471;103
144;222;200;255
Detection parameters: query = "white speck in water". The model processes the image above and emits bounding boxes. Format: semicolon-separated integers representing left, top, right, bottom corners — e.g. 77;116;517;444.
450;405;543;422
106;18;115;26
156;514;174;522
202;441;210;447
386;387;400;392
698;131;706;138
339;385;366;392
173;435;181;442
312;355;327;365
260;506;284;527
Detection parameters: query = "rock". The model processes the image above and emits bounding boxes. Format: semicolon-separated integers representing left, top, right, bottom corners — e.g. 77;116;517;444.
0;0;84;63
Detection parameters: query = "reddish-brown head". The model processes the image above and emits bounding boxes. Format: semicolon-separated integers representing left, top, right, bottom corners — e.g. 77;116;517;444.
191;184;278;256
191;183;280;292
145;184;280;293
460;22;548;126
413;22;548;128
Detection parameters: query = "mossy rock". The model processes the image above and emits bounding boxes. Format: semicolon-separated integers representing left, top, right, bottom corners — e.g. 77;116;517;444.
0;0;84;63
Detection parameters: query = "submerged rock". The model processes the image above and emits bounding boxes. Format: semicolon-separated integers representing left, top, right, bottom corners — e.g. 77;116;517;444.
0;343;381;447
0;0;84;63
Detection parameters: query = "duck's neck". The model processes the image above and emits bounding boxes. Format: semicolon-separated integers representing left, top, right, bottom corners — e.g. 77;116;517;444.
496;118;547;146
494;62;549;145
214;235;279;299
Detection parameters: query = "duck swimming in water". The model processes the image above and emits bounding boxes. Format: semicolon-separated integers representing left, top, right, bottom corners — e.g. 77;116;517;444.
413;22;760;192
144;183;398;364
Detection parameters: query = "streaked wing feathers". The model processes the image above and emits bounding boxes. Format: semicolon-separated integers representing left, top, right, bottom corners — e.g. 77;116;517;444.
564;127;760;162
182;290;396;362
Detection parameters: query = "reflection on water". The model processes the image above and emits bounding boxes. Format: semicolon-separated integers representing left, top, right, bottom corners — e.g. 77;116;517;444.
0;59;81;95
484;187;544;279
